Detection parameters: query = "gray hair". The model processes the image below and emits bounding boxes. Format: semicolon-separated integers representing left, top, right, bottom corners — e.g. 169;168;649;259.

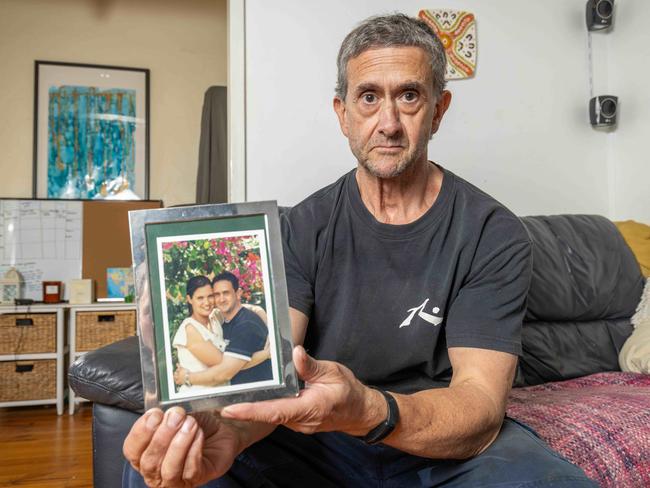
335;13;447;100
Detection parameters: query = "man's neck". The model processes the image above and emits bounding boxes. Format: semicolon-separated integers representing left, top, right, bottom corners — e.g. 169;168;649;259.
223;304;242;323
355;160;443;225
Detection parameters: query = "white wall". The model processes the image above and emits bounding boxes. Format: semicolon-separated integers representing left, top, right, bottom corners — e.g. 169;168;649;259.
241;0;648;222
0;0;227;207
608;0;650;222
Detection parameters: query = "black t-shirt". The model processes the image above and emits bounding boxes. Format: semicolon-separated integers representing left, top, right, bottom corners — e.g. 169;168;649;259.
223;307;271;385
281;166;532;394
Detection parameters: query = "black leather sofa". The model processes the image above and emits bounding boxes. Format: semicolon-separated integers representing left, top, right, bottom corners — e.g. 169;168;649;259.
69;214;644;488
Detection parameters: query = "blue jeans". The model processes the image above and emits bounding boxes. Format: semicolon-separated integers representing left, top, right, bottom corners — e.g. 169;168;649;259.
123;418;597;487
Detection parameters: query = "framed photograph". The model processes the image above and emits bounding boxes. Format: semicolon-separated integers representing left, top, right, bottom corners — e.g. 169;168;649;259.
130;201;298;412
34;61;149;200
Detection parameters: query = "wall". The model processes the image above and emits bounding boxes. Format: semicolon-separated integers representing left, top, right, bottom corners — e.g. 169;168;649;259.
608;0;650;222
242;0;648;222
0;0;227;207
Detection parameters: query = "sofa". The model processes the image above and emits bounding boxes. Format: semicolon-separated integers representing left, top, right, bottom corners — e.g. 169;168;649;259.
69;214;648;488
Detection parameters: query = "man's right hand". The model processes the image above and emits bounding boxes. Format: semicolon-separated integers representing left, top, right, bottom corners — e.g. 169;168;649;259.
123;407;245;488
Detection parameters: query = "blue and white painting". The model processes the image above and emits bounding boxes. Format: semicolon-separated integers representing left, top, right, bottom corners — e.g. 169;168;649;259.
47;85;137;199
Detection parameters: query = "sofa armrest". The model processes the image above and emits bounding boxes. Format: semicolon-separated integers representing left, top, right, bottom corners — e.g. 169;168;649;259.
69;336;144;413
93;403;141;488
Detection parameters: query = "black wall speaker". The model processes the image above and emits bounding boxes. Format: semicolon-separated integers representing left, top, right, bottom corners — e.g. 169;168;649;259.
589;95;618;126
586;0;614;31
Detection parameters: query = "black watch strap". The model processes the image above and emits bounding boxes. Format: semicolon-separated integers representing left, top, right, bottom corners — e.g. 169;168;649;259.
358;387;399;445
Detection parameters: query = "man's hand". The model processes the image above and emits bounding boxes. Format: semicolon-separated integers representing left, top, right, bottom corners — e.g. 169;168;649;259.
123;407;245;488
220;345;386;436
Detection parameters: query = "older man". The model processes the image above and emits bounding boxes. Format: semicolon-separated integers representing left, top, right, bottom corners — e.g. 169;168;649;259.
123;14;596;488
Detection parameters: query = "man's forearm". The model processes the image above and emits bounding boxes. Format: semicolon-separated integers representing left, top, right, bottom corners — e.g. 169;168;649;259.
190;364;232;386
379;380;505;459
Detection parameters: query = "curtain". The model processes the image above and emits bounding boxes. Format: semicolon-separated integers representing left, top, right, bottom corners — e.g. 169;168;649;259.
196;86;228;204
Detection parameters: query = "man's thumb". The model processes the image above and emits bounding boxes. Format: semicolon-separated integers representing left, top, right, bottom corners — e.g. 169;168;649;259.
293;345;326;382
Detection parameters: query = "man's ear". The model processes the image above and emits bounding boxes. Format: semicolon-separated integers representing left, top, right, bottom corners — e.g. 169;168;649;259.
236;288;243;300
333;96;349;138
430;90;452;137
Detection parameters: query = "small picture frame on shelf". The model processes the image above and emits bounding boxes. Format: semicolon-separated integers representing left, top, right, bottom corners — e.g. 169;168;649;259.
34;61;150;200
129;201;298;413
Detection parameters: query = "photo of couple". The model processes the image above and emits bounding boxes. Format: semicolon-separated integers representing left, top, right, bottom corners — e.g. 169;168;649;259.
155;231;279;400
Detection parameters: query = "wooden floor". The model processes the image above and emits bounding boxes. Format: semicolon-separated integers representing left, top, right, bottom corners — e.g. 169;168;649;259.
0;404;93;487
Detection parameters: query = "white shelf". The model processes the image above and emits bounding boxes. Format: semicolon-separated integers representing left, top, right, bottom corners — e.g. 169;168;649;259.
0;305;66;414
68;303;137;414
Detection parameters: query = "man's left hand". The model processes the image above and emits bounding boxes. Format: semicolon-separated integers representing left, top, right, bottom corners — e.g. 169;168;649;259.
220;345;385;436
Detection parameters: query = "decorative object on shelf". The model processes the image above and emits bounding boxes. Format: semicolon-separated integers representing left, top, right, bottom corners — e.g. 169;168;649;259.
42;281;63;303
418;9;477;80
0;267;23;304
69;279;94;304
34;61;150;200
106;267;134;300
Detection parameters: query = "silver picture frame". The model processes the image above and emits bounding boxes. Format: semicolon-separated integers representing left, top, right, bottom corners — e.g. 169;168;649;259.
129;201;298;412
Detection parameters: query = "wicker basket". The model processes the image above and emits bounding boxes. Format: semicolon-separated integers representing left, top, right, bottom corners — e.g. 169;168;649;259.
0;313;56;354
0;359;57;401
75;310;136;351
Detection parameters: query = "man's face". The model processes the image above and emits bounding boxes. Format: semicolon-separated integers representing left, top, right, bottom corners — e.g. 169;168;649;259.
212;280;241;316
334;46;450;178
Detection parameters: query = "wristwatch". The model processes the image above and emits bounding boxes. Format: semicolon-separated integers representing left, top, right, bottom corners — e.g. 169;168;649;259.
184;371;192;387
358;387;399;445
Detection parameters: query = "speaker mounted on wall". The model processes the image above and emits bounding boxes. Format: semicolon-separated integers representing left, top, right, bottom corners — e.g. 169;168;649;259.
586;0;614;31
589;95;618;127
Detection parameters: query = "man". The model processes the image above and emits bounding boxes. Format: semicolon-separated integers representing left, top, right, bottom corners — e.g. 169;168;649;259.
174;272;272;388
124;14;596;487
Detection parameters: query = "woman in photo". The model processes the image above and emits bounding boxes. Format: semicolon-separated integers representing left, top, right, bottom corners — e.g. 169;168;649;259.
172;275;269;393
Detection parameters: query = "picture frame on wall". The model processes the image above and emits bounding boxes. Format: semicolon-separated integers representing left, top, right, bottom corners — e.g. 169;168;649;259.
129;201;298;412
34;61;150;200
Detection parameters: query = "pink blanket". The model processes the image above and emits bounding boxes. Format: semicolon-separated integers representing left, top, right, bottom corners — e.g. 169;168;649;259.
507;372;650;487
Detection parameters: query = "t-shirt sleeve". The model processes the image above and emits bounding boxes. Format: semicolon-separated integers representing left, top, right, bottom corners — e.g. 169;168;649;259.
281;211;315;317
224;320;267;361
445;219;533;356
173;318;222;349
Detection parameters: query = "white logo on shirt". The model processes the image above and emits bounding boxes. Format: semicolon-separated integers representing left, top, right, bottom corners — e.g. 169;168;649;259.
399;298;443;328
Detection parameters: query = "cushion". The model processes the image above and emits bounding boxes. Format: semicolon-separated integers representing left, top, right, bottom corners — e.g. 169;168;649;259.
518;318;632;385
507;372;650;488
68;336;144;412
619;278;650;373
521;215;644;322
615;220;650;277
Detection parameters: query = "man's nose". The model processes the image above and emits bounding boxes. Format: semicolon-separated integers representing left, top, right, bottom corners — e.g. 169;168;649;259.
377;100;402;138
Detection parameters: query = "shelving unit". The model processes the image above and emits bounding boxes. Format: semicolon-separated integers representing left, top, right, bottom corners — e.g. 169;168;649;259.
0;304;66;415
68;302;136;414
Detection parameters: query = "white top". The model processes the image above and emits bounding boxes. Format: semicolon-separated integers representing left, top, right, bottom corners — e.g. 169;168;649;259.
172;317;225;373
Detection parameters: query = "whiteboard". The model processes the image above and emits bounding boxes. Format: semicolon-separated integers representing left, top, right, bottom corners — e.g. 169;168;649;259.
0;200;82;300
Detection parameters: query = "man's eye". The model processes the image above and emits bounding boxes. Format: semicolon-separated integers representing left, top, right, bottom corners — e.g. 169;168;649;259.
362;93;376;103
402;91;418;102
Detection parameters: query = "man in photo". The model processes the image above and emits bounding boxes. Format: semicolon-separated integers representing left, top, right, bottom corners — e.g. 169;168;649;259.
174;271;272;388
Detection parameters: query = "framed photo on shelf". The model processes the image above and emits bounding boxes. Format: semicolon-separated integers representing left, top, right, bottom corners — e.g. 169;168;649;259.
34;61;150;200
130;201;298;412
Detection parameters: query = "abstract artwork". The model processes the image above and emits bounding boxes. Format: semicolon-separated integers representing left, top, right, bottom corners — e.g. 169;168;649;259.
34;62;149;199
418;9;477;80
